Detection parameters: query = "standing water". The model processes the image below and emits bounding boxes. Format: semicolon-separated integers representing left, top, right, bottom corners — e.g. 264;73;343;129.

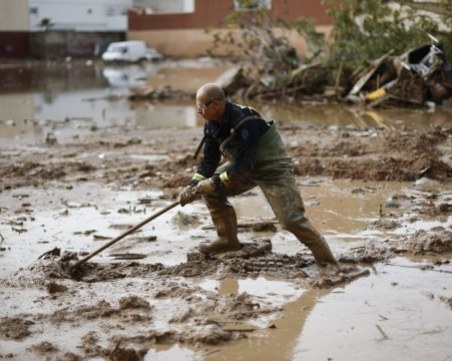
1;59;452;361
1;59;452;145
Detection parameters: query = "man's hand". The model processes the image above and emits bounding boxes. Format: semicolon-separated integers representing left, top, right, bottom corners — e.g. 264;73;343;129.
179;186;197;206
195;178;215;195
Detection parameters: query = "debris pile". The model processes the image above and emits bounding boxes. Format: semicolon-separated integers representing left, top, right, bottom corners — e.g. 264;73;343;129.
215;36;452;108
125;34;452;110
128;85;193;102
344;35;452;108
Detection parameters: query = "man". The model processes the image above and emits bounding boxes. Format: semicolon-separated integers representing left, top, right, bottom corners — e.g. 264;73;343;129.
179;83;338;269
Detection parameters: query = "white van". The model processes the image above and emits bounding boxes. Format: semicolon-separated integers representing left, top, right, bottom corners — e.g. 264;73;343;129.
101;41;162;62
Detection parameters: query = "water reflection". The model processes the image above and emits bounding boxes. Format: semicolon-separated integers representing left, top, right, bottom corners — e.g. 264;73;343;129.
0;61;200;144
1;61;452;145
201;286;327;361
293;260;452;361
102;63;159;88
252;100;452;130
145;344;199;361
0;66;32;93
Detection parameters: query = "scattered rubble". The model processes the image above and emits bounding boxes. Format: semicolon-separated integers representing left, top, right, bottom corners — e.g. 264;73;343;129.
404;228;452;254
346;36;452;108
126;36;452;109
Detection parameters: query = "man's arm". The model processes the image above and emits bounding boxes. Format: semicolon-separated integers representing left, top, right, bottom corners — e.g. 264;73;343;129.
189;126;221;187
212;119;267;189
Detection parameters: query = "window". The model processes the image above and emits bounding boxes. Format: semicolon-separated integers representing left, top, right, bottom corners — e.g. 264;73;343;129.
106;6;115;16
30;7;38;15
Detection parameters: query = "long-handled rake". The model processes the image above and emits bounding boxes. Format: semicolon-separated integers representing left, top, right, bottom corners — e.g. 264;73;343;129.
70;200;180;273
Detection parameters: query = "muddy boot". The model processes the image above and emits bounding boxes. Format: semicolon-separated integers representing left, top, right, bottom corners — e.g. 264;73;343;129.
289;218;339;269
307;236;340;271
198;207;241;254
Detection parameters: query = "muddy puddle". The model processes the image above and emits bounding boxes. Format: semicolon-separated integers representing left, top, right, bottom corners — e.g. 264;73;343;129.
2;59;452;147
1;60;452;360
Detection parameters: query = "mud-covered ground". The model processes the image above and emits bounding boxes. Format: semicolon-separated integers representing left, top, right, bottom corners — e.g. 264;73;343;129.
1;90;452;360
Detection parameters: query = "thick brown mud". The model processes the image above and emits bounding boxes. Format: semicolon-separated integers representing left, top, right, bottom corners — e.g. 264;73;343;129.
1;60;452;360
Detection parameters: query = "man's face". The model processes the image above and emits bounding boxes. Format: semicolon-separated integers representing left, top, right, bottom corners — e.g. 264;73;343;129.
196;96;221;121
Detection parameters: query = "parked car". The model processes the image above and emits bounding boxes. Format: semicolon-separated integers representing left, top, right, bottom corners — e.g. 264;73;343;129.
101;41;162;62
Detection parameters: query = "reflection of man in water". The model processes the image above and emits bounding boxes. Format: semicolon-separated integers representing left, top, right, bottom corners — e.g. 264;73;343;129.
218;278;239;295
216;279;329;360
179;83;338;269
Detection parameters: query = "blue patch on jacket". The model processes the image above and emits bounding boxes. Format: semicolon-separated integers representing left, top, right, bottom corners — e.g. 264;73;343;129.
241;129;249;142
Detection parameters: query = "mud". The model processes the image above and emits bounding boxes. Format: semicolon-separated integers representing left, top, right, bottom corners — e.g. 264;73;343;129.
1;60;452;360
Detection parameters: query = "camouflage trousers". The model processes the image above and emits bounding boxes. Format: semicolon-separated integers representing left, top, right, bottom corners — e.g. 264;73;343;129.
203;163;325;249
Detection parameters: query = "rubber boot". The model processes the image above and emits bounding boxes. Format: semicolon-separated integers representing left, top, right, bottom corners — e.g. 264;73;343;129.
306;236;339;269
198;207;241;254
289;218;339;269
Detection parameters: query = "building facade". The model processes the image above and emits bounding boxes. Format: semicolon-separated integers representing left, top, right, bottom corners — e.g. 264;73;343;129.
127;0;333;58
0;0;29;58
0;0;331;59
133;0;194;13
28;0;133;32
0;0;134;58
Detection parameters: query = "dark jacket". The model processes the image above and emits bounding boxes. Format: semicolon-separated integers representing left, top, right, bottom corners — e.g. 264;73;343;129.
196;101;270;188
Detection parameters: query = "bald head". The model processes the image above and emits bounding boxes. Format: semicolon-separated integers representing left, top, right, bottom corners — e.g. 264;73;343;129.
195;83;227;122
196;83;225;102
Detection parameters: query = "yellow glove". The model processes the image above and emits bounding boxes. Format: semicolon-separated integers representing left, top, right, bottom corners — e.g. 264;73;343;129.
195;178;215;195
179;186;197;206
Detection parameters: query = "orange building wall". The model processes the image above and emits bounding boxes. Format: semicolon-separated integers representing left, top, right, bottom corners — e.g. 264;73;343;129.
129;0;332;30
128;0;332;58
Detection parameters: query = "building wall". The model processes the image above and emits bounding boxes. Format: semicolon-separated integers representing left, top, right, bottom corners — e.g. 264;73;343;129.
128;0;332;58
30;31;124;58
0;32;30;58
0;0;331;59
28;0;133;32
0;0;29;31
133;0;194;13
0;0;29;57
129;25;332;59
1;0;133;58
129;0;332;30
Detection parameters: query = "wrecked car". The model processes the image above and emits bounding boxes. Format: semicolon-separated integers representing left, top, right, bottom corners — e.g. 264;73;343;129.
345;35;452;108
